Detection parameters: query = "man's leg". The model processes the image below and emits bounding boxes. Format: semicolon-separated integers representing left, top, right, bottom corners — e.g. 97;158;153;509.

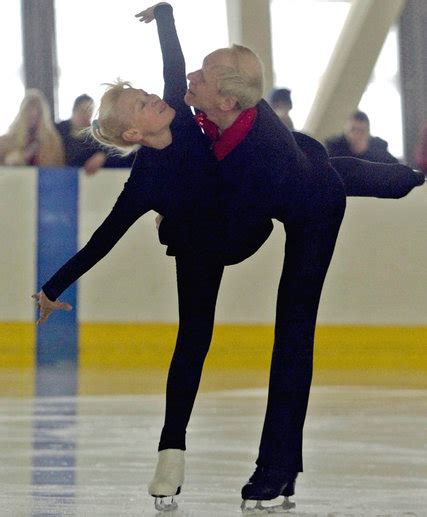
255;213;344;474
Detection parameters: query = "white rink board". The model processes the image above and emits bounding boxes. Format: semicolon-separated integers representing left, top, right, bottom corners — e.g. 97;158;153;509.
1;166;426;324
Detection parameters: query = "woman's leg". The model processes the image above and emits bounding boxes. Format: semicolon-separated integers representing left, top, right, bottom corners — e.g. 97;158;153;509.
158;253;224;451
255;211;344;475
331;156;424;198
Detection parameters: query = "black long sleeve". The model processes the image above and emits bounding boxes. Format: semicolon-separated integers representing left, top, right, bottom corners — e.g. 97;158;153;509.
155;4;188;115
42;6;187;300
42;183;152;300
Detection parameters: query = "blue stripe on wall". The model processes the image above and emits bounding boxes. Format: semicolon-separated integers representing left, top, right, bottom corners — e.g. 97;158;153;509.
36;168;79;377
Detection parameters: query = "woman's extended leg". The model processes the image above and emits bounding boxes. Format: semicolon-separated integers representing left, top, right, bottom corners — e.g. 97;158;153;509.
331;156;425;198
292;131;424;198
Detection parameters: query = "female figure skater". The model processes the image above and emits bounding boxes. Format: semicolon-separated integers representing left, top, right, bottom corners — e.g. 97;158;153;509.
34;3;424;513
33;3;272;511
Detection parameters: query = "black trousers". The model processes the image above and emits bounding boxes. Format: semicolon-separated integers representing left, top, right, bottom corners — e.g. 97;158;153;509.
158;157;420;471
158;209;344;476
331;157;424;198
255;214;344;472
159;253;224;451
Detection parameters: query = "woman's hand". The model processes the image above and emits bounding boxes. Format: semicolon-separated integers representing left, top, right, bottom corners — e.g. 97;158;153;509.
32;290;73;325
135;3;170;23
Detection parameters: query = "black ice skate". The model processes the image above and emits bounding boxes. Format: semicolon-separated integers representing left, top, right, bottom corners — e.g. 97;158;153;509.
241;466;297;513
415;169;427;184
148;449;185;511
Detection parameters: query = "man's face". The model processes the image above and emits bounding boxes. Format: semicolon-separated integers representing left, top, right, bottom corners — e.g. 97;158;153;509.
185;50;233;114
345;119;370;154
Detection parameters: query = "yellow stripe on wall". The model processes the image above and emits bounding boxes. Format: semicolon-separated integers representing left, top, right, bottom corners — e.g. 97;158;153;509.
0;322;35;396
0;322;35;368
79;323;427;371
1;322;426;371
1;322;426;394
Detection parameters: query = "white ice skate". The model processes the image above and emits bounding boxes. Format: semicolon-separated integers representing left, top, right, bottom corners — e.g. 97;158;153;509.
148;449;185;511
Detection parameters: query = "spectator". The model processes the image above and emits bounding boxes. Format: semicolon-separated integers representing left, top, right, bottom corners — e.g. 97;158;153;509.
326;110;398;163
0;89;64;166
268;87;294;130
414;119;427;175
56;94;135;175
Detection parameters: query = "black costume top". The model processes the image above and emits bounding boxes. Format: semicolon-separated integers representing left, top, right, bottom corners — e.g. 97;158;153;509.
197;100;346;265
42;4;272;300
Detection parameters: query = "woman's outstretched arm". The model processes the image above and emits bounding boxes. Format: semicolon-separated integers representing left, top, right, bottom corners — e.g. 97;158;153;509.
33;182;152;324
136;3;187;112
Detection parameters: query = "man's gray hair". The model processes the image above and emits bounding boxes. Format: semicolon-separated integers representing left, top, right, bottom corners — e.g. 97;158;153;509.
214;45;264;109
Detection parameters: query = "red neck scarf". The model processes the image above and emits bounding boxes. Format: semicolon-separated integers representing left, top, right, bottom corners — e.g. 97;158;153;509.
194;108;257;160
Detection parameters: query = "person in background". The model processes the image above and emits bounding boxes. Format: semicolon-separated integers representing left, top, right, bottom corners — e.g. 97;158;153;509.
268;87;294;130
415;119;427;176
56;94;135;175
0;89;64;166
326;110;398;163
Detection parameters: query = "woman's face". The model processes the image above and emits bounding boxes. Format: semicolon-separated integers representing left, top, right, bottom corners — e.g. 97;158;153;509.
118;88;175;142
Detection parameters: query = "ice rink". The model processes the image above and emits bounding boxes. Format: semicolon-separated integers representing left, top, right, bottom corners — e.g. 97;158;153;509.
1;381;426;516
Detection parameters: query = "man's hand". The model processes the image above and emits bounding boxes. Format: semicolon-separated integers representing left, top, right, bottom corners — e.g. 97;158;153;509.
32;291;72;326
84;152;106;176
135;3;170;23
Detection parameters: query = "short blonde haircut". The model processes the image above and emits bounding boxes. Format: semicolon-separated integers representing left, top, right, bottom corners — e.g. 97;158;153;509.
91;81;140;155
212;45;264;109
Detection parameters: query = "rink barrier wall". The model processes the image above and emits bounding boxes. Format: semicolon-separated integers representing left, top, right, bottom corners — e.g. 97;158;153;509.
1;166;427;394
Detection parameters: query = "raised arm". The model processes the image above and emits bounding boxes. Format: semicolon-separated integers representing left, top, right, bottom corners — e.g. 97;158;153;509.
136;3;187;112
33;181;152;324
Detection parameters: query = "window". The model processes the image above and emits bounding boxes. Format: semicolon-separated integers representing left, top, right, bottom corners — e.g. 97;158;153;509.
270;0;403;157
55;0;228;121
0;3;24;134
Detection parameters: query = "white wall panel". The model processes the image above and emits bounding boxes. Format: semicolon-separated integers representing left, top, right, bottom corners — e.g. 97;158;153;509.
1;167;426;325
0;167;37;321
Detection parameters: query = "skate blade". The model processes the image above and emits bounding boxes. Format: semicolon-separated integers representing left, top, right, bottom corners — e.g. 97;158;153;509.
241;497;296;514
154;495;178;512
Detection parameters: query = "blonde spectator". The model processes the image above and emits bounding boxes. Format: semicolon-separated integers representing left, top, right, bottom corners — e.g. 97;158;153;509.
0;89;64;166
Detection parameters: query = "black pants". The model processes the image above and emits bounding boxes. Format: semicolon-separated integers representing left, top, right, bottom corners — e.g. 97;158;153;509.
158;157;419;470
255;214;344;472
159;253;224;450
331;157;424;198
158;211;344;476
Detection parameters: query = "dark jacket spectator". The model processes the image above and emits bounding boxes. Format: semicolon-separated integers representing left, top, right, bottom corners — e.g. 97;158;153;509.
326;111;398;164
56;94;135;174
268;88;294;130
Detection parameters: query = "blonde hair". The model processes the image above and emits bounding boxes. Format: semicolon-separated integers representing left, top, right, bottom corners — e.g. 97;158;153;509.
91;81;140;155
1;89;64;166
212;45;264;109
